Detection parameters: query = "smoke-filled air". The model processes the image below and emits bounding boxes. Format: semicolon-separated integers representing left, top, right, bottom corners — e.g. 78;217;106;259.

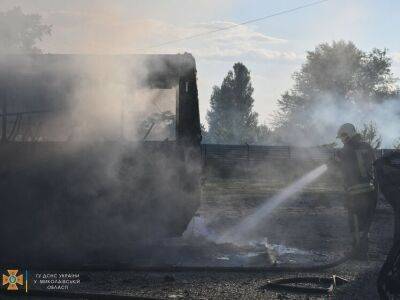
1;2;400;299
219;164;328;244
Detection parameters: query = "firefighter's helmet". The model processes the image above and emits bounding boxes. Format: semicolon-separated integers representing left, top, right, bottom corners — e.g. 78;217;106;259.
337;123;356;139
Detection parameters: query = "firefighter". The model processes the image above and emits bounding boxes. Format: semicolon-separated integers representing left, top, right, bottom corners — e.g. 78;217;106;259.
335;123;377;260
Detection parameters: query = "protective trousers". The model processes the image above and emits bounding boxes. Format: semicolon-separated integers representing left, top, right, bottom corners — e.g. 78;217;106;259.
346;190;377;256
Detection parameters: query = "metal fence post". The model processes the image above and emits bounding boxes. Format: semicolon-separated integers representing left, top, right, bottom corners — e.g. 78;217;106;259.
246;143;250;176
203;144;207;168
1;97;7;143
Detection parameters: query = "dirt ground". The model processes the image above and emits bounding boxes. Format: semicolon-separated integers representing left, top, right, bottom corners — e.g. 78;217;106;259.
6;178;394;299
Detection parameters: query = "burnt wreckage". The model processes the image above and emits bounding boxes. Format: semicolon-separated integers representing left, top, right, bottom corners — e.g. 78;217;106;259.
0;54;202;267
375;152;400;299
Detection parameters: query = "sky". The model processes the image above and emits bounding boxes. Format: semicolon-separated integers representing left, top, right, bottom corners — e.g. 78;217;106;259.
1;0;400;128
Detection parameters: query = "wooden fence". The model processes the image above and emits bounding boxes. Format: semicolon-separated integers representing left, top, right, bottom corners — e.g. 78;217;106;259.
201;143;394;178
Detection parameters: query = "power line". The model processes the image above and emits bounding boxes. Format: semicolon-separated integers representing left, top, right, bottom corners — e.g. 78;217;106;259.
136;0;331;51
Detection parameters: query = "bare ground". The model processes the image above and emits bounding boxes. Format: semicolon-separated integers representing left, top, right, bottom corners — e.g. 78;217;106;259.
8;178;394;300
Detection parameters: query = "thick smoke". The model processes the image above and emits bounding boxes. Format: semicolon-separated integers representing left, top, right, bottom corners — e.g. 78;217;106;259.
309;95;400;148
0;54;178;142
274;94;400;148
66;56;178;142
0;53;202;266
0;3;204;267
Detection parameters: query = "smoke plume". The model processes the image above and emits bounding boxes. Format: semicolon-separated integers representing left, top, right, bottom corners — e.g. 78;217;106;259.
274;94;400;148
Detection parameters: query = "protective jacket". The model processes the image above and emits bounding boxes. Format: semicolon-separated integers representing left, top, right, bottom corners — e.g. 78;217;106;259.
337;134;376;195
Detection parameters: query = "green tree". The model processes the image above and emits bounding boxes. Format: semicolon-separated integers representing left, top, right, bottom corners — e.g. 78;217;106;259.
393;138;400;150
206;62;260;144
359;121;382;149
0;7;52;54
273;41;398;142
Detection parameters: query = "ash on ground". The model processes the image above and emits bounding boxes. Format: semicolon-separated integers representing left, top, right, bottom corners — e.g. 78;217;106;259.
24;180;394;299
181;215;330;266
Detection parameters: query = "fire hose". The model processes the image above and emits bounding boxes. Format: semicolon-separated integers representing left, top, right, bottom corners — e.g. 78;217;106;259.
261;274;349;294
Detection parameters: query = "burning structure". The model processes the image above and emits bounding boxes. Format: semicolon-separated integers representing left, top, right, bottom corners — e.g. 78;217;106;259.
0;53;202;267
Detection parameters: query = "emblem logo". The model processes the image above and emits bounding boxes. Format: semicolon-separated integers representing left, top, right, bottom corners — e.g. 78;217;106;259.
2;270;24;290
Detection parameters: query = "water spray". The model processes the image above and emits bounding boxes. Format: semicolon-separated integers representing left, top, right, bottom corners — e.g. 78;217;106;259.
219;164;328;244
